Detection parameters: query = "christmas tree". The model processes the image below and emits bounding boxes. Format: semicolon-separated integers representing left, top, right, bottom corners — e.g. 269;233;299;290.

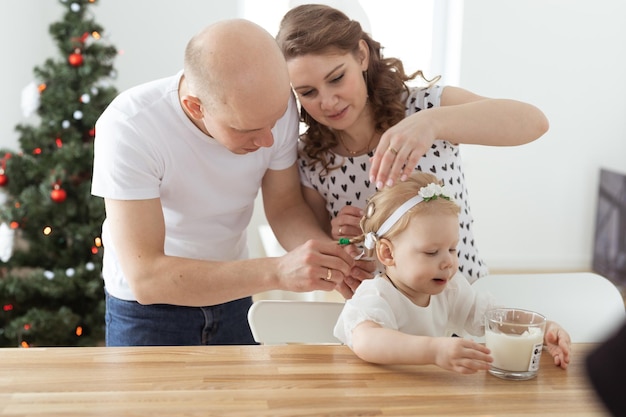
0;0;118;347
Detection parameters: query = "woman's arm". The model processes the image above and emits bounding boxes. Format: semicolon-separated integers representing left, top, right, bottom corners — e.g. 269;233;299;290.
436;86;549;146
370;85;549;188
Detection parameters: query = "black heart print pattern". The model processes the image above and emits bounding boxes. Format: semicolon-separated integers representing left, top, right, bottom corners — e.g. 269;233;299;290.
297;85;488;282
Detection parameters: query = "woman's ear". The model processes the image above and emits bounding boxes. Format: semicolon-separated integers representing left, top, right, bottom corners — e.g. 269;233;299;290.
358;39;370;71
180;94;204;120
376;238;395;267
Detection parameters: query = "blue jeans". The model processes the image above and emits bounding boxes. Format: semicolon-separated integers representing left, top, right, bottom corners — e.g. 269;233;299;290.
105;291;257;346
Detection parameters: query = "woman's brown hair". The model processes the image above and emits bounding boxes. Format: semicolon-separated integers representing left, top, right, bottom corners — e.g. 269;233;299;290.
277;4;433;173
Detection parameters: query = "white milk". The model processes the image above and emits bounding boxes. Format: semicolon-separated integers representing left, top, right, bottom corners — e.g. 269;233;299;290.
485;327;543;372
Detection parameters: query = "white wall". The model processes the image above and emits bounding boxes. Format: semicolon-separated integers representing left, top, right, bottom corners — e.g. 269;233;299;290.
459;0;626;272
95;0;238;92
0;1;238;151
0;1;623;273
0;1;59;150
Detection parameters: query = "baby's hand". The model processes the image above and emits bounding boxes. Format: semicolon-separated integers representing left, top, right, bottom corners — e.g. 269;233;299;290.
544;322;571;369
434;338;493;374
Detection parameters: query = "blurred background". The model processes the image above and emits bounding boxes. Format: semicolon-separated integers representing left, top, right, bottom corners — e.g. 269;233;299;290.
1;0;624;275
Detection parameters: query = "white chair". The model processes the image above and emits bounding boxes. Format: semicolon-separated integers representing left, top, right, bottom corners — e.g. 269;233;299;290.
471;272;625;343
247;300;345;345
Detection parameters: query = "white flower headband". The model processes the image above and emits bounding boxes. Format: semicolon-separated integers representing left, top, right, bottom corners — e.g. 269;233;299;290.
363;182;451;250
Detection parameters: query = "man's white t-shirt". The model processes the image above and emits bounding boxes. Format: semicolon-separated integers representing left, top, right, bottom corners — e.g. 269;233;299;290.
91;71;299;301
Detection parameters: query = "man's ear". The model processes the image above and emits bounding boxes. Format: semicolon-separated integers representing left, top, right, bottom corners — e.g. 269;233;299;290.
180;94;204;120
376;238;395;267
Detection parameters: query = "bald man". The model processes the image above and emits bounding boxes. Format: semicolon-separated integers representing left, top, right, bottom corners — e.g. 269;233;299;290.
92;19;371;346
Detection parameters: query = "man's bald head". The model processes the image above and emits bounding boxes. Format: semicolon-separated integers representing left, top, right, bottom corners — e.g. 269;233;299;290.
184;19;291;117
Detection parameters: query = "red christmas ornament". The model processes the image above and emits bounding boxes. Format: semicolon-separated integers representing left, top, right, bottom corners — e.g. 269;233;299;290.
68;52;84;67
51;184;67;203
0;154;9;186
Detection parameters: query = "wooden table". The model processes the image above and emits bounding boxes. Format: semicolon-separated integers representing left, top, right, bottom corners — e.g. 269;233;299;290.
0;344;608;416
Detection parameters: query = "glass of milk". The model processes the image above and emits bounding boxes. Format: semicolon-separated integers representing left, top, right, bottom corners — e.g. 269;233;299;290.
485;308;547;380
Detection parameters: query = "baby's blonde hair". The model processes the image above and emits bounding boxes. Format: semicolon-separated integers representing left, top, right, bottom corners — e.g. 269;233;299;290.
354;172;460;253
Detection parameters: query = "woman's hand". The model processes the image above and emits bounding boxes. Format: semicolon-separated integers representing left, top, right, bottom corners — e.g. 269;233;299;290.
369;112;437;189
339;257;376;297
331;205;364;240
333;205;376;296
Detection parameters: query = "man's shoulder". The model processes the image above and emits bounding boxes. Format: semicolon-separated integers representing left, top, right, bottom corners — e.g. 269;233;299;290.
102;72;181;121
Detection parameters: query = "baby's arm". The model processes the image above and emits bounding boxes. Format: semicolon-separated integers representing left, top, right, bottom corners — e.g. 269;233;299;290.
350;320;493;374
543;321;571;369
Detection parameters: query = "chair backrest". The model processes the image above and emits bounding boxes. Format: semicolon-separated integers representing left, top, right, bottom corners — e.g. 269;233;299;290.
471;272;625;343
247;300;345;345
